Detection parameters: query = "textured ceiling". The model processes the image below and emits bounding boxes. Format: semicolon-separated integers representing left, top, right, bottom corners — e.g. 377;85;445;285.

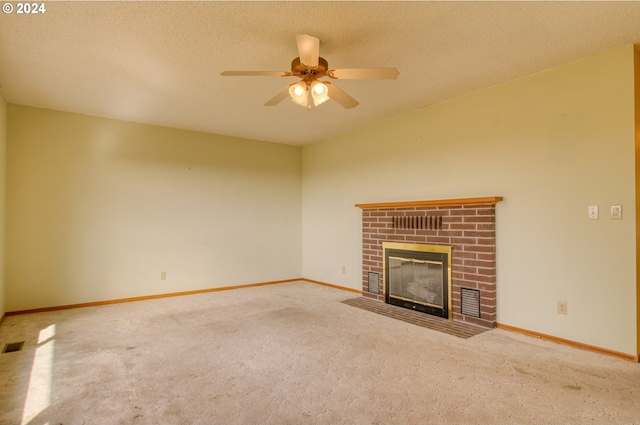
1;1;640;146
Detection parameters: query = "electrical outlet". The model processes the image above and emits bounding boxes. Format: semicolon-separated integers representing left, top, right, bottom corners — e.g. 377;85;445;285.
341;265;346;274
557;300;567;315
161;271;167;280
588;206;599;220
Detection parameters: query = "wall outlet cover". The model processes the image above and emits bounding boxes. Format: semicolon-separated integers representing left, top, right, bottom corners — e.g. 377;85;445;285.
557;300;568;315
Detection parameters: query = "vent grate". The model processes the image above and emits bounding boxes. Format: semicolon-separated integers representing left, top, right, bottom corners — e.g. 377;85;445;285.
2;341;25;353
461;288;481;318
367;272;380;294
392;215;443;231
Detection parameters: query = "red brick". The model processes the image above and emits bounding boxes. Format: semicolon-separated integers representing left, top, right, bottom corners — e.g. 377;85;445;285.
402;235;426;243
415;229;439;237
370;222;389;228
455;251;477;260
438;230;464;237
463;245;495;253
466;259;494;268
451;237;477;245
449;209;478;216
464;230;496;238
445;217;463;226
480;297;496;307
452;257;465;265
425;236;451;244
463;216;494;223
456;265;477;274
466;274;496;284
477;253;496;261
481;314;497;322
452;272;465;280
476;267;496;276
478;283;496;292
476;238;496;246
461;315;494;328
457;281;478;289
480;304;495;314
389;229;412;236
449;223;477;230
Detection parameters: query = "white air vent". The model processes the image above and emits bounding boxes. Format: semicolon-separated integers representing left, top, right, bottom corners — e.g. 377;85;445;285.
368;272;380;294
461;288;481;318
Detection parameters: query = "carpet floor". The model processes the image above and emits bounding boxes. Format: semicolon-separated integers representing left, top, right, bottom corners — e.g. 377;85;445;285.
0;281;639;425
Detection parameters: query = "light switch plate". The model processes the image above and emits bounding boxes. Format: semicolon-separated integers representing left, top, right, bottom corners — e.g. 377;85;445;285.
588;206;599;220
611;205;622;219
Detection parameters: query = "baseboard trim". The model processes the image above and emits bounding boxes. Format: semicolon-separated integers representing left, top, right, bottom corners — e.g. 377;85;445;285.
5;278;303;316
302;278;362;294
496;323;639;363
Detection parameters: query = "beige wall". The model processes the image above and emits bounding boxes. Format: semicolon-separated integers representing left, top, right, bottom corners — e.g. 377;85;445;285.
302;45;637;355
0;94;6;318
6;106;302;311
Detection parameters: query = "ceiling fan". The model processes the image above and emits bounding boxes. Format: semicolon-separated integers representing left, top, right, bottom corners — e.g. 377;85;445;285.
220;34;399;110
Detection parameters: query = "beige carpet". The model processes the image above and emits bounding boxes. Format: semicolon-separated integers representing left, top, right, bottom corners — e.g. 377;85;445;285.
0;281;639;425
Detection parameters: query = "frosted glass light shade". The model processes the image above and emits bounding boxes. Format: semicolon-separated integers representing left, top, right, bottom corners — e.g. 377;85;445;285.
289;81;308;107
310;81;329;106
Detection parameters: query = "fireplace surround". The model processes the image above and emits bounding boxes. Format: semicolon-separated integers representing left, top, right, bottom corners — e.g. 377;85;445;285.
356;197;503;328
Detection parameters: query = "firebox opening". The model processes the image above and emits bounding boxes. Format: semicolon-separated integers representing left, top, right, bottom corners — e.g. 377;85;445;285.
383;242;452;319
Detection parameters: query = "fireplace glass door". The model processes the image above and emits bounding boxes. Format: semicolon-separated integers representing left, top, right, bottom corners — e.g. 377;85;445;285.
384;246;450;318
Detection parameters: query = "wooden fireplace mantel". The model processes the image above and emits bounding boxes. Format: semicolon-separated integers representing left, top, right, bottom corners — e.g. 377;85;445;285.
355;196;504;210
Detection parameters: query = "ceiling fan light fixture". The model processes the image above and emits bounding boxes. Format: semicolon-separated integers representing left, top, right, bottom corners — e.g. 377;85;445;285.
221;34;398;110
289;81;308;107
310;80;329;106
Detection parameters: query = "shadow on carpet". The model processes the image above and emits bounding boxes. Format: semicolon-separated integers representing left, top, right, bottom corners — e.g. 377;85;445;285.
342;297;488;339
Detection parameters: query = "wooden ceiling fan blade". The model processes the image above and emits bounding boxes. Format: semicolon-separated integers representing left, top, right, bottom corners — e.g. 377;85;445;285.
264;85;292;106
326;82;359;109
221;71;291;77
296;34;319;68
328;67;399;80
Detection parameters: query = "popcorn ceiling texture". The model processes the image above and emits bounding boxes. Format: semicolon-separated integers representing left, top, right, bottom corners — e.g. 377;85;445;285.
1;281;639;424
1;1;640;145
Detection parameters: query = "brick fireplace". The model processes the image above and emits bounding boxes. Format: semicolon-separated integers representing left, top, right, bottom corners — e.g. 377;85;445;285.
356;197;503;328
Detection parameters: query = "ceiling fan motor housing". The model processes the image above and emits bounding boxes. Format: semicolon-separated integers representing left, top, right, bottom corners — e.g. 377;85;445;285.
291;57;329;81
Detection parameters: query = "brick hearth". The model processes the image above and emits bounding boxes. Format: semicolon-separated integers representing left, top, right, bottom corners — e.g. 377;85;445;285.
356;197;503;328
